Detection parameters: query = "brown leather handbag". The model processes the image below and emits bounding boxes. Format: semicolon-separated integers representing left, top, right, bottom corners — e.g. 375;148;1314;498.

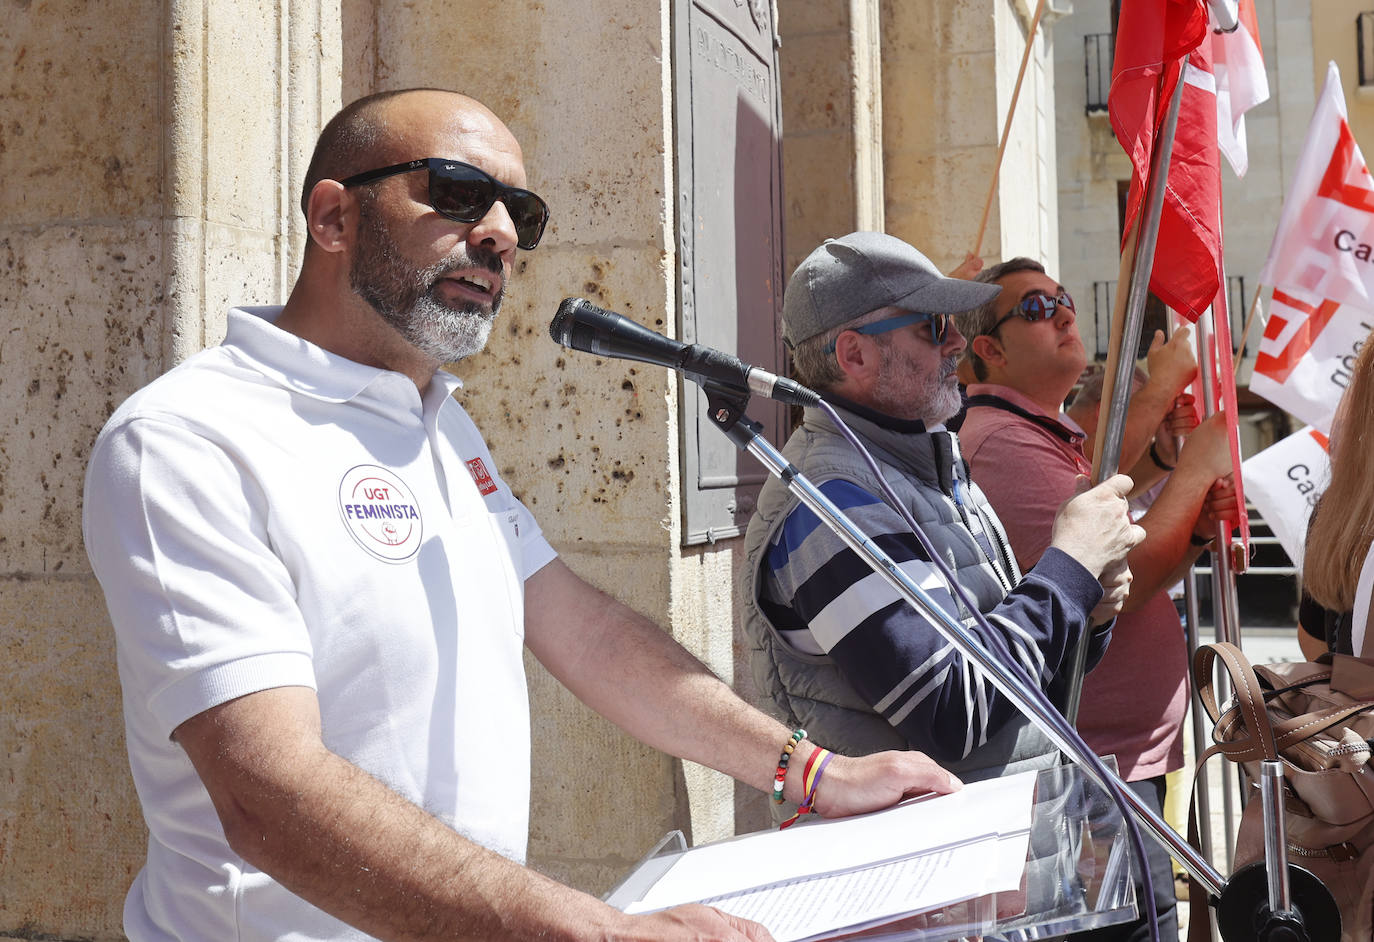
1192;641;1374;941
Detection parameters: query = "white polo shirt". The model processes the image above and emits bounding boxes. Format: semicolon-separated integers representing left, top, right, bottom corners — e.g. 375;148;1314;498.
83;307;556;942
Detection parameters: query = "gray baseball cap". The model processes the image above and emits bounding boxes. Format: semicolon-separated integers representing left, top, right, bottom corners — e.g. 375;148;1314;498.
781;232;1002;348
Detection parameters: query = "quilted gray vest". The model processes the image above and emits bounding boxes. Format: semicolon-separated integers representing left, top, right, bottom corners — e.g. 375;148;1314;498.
741;404;1059;782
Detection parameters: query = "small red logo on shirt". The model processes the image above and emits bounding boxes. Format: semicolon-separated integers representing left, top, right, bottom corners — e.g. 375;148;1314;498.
465;457;498;496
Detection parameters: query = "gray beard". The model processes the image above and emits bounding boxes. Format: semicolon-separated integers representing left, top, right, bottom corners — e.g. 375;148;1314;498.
872;350;963;426
921;358;964;426
350;207;503;364
375;263;495;364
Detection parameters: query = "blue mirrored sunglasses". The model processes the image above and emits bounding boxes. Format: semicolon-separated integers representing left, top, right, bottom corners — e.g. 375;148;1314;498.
823;311;951;353
987;290;1075;335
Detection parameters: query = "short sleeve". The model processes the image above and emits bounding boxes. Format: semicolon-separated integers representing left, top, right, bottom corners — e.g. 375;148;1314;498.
83;417;317;738
510;494;557;580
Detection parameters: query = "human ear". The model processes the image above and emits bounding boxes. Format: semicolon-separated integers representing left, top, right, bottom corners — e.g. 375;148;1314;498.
305;180;352;253
833;330;877;381
970;333;1007;369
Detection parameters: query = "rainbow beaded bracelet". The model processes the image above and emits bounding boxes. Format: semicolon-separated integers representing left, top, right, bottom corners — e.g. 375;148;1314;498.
772;728;807;804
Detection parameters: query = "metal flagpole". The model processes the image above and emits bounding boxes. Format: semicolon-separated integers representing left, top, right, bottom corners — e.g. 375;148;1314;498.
1196;276;1245;649
1064;63;1187;723
1192;278;1247;921
1095;73;1185;482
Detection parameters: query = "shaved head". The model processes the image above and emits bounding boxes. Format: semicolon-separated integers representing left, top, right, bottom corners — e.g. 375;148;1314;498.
300;89;517;218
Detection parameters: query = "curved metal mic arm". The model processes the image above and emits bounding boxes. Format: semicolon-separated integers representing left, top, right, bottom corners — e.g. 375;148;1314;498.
704;387;1338;941
710;398;1228;893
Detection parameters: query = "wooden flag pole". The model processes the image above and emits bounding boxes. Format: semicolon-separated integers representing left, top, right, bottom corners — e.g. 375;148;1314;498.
1232;285;1265;373
970;0;1048;259
1090;219;1141;483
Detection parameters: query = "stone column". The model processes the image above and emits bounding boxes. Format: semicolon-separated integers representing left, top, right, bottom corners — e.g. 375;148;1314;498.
366;0;715;894
882;0;1057;272
780;1;874;274
0;0;338;936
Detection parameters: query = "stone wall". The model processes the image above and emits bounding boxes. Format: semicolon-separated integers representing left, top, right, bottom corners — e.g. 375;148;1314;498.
0;1;1047;937
883;0;1057;273
1312;0;1374;150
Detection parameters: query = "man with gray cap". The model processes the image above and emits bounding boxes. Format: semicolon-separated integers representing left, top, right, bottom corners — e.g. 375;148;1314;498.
741;232;1143;786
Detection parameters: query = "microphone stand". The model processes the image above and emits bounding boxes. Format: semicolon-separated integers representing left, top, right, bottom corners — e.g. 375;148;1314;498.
702;383;1338;942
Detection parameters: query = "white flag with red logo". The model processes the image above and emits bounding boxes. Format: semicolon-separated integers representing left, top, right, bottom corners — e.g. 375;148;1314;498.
1254;62;1374;431
1241;426;1330;567
1258;63;1374;307
1249;288;1374;433
1212;0;1268;178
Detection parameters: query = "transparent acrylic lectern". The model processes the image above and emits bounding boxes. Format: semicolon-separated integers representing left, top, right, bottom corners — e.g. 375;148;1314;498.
604;764;1138;942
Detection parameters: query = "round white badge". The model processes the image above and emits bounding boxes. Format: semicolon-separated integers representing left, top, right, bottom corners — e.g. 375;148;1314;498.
337;465;424;563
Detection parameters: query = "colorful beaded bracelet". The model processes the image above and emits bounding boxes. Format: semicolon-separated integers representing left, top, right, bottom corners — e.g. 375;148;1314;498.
772;728;807;804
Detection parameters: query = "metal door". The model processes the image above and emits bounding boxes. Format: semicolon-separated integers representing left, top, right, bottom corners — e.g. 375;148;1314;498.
674;0;785;545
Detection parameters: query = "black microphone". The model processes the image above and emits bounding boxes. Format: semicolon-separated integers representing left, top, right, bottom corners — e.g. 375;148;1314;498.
548;298;820;407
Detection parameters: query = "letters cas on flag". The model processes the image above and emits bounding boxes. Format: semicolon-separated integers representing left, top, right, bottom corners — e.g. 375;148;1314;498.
1249;287;1374;433
1109;0;1220;321
1258;62;1374;308
1241;427;1330;568
1255;61;1374;431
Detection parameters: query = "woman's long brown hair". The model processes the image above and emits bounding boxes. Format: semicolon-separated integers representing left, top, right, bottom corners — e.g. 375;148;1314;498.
1304;337;1374;612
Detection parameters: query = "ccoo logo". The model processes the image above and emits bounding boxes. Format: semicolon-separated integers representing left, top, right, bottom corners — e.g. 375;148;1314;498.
337;465;423;563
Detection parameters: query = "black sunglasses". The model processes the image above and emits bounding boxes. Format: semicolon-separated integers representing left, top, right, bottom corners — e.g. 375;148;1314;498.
341;157;551;251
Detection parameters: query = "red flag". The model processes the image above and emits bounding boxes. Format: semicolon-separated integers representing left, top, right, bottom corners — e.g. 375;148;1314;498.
1205;277;1251;553
1109;0;1219;321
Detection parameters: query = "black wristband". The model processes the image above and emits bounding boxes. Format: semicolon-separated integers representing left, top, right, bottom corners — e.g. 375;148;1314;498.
1190;532;1214;547
1149;441;1175;472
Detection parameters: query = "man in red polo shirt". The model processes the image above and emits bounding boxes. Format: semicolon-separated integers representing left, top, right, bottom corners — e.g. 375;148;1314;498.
956;257;1234;942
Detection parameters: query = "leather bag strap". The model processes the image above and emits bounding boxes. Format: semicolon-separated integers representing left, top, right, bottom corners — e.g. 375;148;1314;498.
1193;642;1279;761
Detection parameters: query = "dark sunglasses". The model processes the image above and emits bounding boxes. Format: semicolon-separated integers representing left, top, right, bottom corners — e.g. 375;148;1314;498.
987;290;1075;334
340;157;551;250
823;311;952;353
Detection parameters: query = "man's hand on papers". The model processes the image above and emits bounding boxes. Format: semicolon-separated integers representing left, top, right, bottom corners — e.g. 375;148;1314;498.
1049;473;1146;578
621;902;777;940
809;750;962;819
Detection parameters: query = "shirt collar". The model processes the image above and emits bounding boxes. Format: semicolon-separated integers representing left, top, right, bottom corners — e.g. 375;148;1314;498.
965;381;1085;446
820;390;928;434
224;306;464;404
965;382;1054;419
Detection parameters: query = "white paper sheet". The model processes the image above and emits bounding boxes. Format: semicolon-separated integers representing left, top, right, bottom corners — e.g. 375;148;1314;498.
623;769;1037;939
700;839;999;942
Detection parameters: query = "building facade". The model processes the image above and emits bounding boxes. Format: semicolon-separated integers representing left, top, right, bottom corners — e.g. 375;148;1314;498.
1;1;1055;938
